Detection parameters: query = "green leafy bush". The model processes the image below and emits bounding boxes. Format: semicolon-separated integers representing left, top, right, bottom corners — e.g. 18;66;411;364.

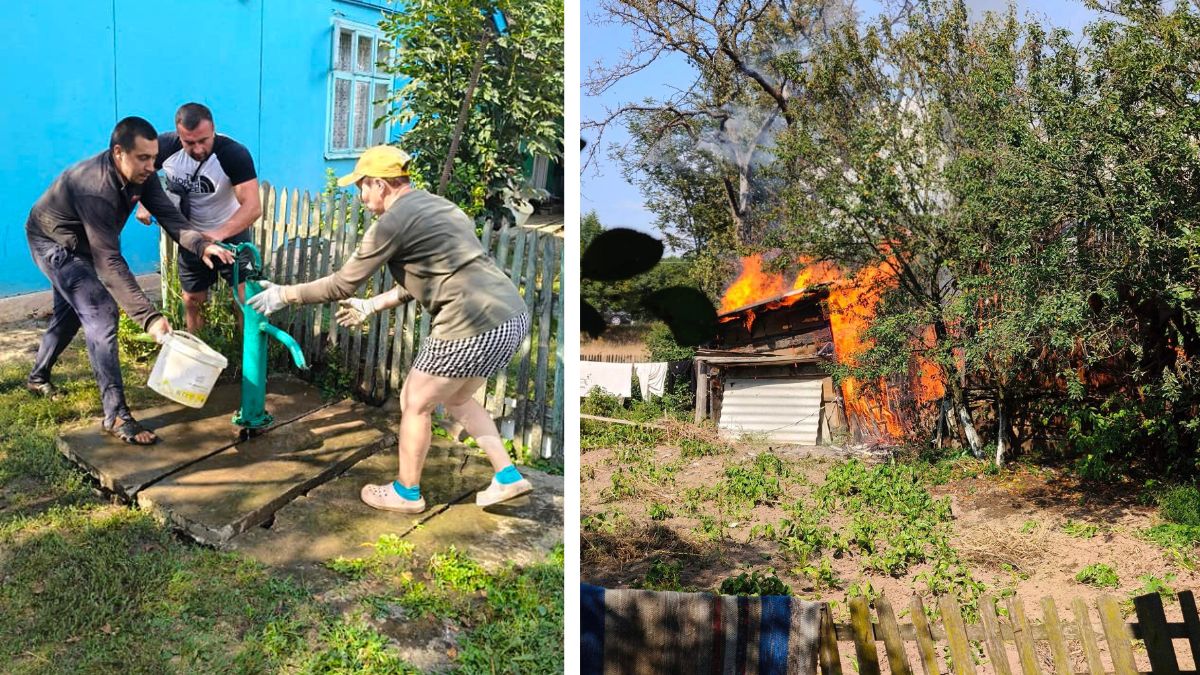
1158;484;1200;526
718;571;791;596
1075;563;1120;589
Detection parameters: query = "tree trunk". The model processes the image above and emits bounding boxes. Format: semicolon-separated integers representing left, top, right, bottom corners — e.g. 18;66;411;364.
437;31;491;196
995;394;1007;467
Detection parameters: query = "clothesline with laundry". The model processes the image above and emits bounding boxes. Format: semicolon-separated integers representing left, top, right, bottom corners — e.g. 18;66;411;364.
579;360;671;400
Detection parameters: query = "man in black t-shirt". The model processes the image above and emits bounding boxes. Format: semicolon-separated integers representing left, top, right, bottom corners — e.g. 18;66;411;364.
136;103;262;332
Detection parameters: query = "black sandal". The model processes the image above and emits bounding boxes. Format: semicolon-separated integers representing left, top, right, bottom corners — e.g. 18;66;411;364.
103;415;160;445
25;379;57;398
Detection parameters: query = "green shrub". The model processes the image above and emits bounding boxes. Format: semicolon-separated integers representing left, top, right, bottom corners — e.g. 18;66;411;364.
718;571;791;596
1158;484;1200;526
680;438;727;458
639;559;683;591
1075;563;1120;588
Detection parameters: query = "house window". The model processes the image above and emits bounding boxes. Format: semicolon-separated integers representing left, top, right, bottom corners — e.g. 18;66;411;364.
328;20;393;158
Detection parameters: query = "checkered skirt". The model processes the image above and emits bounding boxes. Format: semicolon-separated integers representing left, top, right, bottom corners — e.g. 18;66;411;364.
412;312;530;378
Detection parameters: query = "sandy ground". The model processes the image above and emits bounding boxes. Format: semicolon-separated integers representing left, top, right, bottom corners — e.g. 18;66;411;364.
0;274;160;366
582;433;1200;673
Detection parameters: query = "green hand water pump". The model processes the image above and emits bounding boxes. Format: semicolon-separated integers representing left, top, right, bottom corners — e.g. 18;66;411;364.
224;242;308;440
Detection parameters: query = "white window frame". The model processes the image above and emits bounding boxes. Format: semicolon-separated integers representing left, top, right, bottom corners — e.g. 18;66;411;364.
326;18;395;159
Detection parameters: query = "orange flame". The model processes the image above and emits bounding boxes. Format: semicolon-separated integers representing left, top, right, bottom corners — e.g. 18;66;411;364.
718;255;946;441
718;254;789;314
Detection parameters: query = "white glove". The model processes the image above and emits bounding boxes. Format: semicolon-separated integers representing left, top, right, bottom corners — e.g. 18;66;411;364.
335;297;379;327
248;280;290;316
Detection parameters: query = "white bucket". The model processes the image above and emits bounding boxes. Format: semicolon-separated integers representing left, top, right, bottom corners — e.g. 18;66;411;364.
147;331;228;408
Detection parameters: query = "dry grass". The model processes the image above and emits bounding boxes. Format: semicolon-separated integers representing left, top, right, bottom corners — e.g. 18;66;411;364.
956;523;1050;575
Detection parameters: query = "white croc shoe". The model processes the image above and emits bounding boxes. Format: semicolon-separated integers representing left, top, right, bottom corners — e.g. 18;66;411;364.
361;483;427;514
476;477;533;507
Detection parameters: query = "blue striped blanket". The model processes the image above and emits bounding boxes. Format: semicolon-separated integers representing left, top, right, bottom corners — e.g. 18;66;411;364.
581;584;821;674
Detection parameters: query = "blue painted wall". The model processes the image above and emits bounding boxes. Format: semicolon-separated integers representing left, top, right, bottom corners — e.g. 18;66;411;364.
0;0;396;297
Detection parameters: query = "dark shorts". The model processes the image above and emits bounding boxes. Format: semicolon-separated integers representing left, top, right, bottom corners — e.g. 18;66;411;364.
177;229;255;294
412;312;530;379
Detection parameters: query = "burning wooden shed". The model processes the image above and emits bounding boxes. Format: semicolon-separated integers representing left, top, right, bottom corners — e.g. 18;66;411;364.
695;255;943;446
694;286;847;445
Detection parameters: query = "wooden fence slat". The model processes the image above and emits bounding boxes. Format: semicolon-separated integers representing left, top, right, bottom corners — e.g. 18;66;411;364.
849;596;880;675
283;188;302;332
372;268;394;400
876;597;913;675
819;602;843;675
1098;595;1137;675
1180;591;1200;668
1073;597;1105;675
488;226;524;419
480;220;494;255
532;236;560;454
254;181;271;269
1007;596;1041;675
980;596;1013;675
1041;597;1073;675
909;596;941;675
1134;592;1180;675
343;206;363;374
402;300;417;373
511;230;539;444
270;186;287;282
305;193;327;356
362;268;384;397
324;193;345;351
299;191;317;356
939;596;977;675
332;197;356;356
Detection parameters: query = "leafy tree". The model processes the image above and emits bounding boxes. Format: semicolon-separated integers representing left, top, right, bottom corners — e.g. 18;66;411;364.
585;0;863;243
380;0;563;216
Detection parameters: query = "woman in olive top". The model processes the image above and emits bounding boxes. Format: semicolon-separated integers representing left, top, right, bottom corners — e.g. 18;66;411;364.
249;146;532;514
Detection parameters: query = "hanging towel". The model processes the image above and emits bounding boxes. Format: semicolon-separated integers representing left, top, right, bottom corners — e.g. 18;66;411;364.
633;362;669;400
580;361;633;398
580;584;821;675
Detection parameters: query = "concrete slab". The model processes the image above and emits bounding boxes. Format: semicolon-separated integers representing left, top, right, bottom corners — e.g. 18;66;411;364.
227;439;493;569
403;468;564;570
56;376;326;498
136;398;393;546
229;441;563;572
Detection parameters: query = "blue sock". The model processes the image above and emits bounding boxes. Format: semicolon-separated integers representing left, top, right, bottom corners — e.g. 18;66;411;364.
495;464;523;485
392;480;421;501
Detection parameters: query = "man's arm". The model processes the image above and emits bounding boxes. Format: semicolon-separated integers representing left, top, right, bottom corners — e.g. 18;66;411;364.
75;194;164;331
139;176;211;258
206;178;262;241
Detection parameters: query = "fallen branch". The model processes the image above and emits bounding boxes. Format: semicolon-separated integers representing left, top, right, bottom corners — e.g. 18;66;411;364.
581;414;666;429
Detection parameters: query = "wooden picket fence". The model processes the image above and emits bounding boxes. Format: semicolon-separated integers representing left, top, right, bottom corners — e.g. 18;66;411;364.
159;182;564;460
825;592;1200;675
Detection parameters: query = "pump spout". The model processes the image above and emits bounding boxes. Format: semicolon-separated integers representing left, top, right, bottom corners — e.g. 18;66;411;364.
264;323;308;370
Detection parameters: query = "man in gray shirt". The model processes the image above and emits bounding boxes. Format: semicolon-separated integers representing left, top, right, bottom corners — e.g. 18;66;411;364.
25;116;233;444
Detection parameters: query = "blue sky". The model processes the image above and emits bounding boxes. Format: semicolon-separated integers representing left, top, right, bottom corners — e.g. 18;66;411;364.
581;0;1099;238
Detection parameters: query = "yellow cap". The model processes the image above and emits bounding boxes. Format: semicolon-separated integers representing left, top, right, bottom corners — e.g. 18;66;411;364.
336;145;412;187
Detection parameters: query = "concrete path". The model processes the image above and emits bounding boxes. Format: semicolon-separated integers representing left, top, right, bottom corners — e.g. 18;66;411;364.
230;439;564;572
56;375;563;570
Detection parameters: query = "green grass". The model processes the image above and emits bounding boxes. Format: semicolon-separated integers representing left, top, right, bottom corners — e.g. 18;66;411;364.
1063;519;1100;539
0;342;564;673
751;458;986;617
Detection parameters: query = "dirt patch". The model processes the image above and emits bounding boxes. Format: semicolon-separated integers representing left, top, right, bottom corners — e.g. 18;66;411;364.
0;319;44;367
582;431;1199;616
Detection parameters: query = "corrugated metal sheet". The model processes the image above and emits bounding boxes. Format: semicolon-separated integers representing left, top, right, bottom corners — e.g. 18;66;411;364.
718;377;824;445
